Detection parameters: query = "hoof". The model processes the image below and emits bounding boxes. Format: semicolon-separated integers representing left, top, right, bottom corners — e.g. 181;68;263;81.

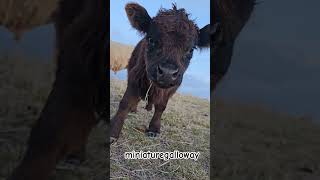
64;157;82;166
64;152;85;166
130;106;138;113
145;131;159;138
145;104;152;111
110;137;118;144
130;108;138;113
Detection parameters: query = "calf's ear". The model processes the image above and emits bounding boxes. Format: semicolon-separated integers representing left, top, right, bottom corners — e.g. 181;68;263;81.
198;24;211;48
212;22;222;48
125;3;152;34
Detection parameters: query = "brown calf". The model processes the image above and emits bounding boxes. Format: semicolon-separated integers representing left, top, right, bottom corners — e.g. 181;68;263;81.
110;3;210;141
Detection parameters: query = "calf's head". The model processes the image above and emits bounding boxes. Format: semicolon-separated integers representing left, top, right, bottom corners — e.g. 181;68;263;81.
212;0;256;88
125;3;210;88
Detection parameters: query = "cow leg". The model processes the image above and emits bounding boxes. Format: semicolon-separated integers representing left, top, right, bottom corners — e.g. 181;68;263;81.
64;143;86;165
110;88;140;141
146;99;168;137
145;95;153;111
63;111;98;166
145;102;153;111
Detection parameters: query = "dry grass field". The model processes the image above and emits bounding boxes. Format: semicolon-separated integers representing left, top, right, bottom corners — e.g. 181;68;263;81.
0;55;210;180
110;78;210;180
110;41;134;73
1;45;320;179
0;56;109;180
214;100;320;180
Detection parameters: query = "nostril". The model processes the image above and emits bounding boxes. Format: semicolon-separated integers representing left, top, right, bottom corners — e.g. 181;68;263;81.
157;65;163;75
172;70;179;78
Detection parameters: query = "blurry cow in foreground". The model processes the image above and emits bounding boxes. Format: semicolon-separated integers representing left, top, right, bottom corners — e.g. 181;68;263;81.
212;0;256;90
211;0;256;178
4;0;107;179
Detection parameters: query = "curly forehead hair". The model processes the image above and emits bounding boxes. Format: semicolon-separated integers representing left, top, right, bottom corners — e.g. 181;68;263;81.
152;3;199;43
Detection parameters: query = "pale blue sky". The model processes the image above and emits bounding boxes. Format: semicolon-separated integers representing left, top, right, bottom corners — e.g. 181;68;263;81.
110;0;210;99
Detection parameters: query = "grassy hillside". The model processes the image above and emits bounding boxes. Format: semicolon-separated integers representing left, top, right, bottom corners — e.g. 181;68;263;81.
214;100;320;180
1;55;320;180
0;56;109;180
110;78;210;179
0;56;210;179
110;40;134;72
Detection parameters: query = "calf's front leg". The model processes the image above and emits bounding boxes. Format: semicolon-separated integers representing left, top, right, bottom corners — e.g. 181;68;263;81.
145;99;168;137
110;88;140;142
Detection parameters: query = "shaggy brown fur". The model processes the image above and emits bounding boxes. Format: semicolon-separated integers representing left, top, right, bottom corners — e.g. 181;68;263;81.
213;0;256;90
110;3;210;140
7;0;107;179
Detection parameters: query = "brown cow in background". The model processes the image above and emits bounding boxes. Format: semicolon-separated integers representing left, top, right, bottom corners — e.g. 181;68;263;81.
110;3;210;142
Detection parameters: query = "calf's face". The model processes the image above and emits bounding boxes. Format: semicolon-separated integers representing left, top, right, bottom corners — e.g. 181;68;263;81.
125;3;210;88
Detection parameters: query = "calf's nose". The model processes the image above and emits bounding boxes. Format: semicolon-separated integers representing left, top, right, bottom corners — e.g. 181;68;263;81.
157;64;179;81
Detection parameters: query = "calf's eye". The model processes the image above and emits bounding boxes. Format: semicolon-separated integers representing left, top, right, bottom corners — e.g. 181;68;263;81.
188;46;196;54
148;37;155;47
